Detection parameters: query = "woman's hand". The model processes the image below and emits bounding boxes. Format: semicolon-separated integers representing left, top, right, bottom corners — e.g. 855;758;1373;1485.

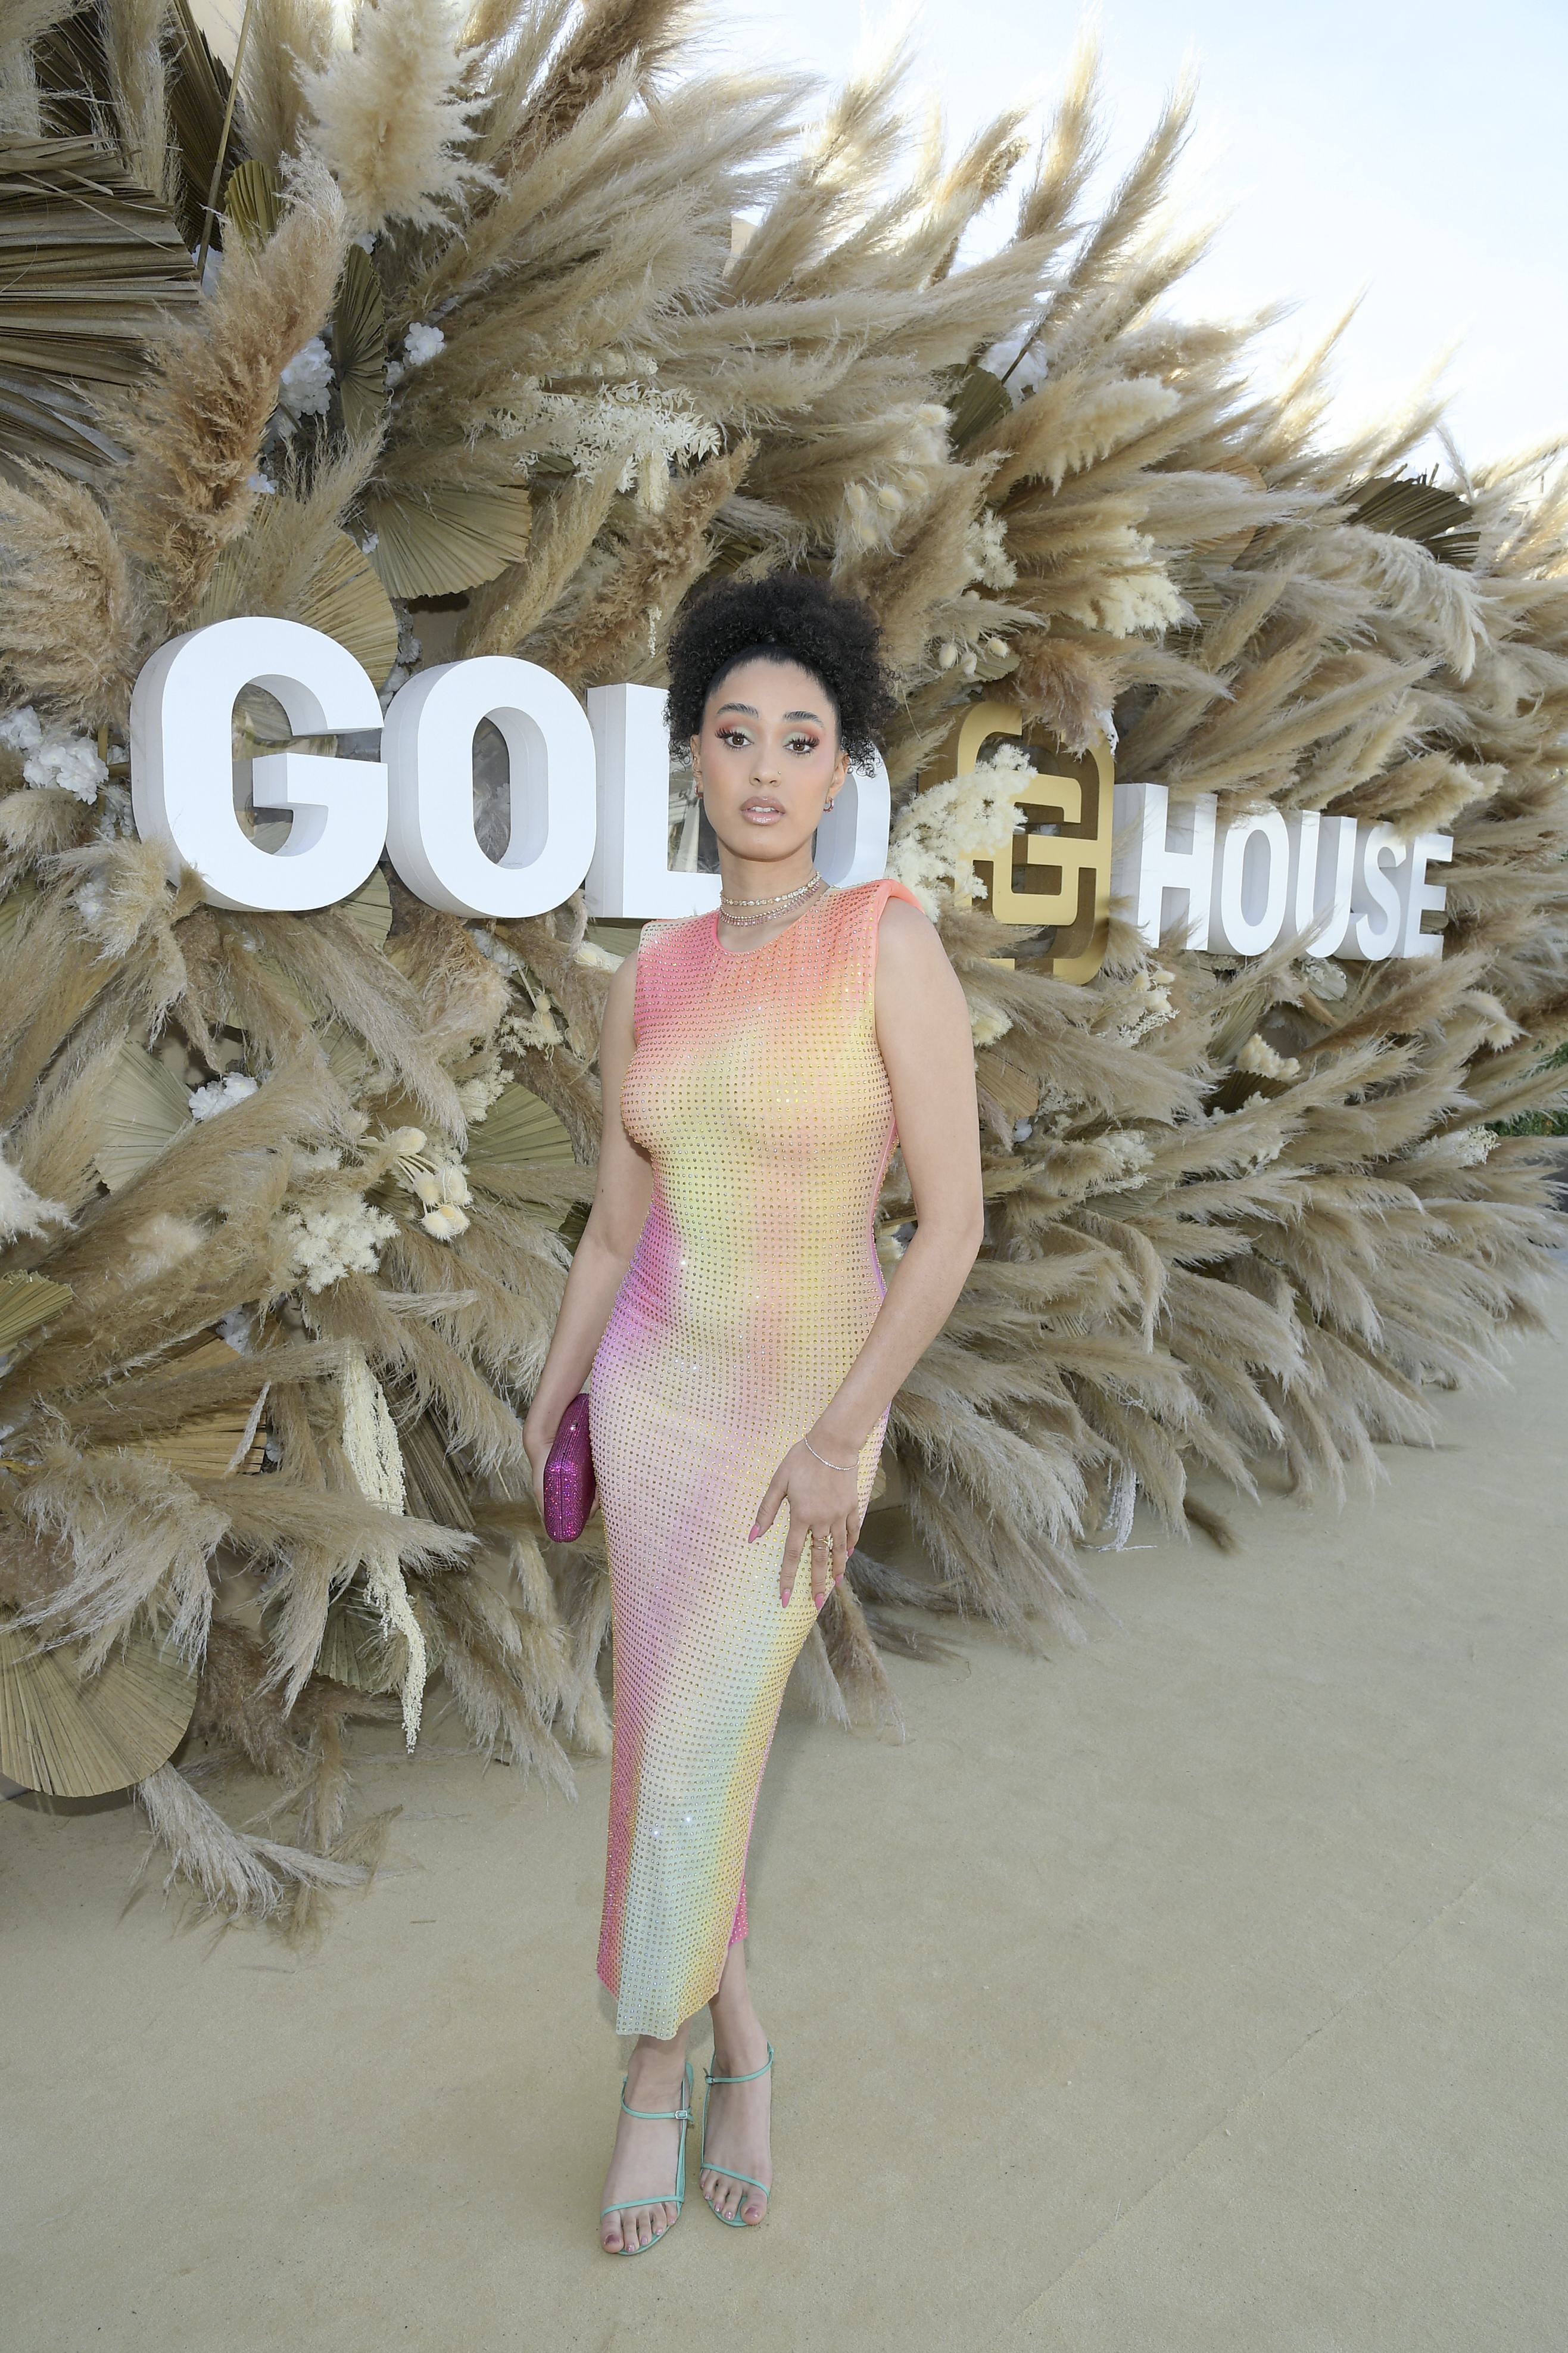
751;1437;863;1609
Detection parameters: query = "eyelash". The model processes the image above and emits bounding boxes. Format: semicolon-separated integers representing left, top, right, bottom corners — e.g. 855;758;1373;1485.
715;728;821;755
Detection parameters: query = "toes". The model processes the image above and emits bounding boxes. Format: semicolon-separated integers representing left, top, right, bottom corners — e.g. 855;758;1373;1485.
743;2191;766;2226
602;2218;624;2253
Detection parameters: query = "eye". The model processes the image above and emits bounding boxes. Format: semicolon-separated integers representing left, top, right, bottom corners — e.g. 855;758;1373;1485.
716;726;752;749
785;733;821;755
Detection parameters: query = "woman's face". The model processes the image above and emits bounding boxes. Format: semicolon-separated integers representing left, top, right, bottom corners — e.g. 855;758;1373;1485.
690;656;851;866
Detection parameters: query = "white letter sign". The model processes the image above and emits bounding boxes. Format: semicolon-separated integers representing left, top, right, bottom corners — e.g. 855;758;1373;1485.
585;683;719;921
129;616;388;911
1112;782;1217;949
1280;813;1356;957
126;625;1455;967
384;656;597;919
813;750;893;888
1111;785;1451;964
1208;808;1289;957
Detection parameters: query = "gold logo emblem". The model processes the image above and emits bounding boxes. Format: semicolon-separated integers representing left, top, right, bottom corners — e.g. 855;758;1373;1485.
924;703;1114;984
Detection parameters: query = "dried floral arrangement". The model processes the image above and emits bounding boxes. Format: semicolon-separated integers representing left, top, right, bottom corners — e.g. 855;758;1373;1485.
1;0;1564;1925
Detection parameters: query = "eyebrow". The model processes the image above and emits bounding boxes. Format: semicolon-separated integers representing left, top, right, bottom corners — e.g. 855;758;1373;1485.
715;701;827;724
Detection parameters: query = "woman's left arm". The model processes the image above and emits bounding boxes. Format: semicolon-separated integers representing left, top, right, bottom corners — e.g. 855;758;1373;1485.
752;898;985;1605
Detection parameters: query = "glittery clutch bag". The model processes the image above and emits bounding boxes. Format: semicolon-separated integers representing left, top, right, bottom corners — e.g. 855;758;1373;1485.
542;1393;596;1542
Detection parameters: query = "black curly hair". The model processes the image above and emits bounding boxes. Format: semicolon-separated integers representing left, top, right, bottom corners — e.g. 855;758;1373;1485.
665;573;897;773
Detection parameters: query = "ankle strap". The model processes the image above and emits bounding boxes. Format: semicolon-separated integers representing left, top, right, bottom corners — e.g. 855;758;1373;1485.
705;2041;774;2088
620;2089;692;2123
619;2064;693;2125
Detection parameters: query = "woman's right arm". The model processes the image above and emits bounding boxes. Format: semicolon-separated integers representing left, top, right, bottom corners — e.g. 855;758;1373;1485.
520;948;652;1505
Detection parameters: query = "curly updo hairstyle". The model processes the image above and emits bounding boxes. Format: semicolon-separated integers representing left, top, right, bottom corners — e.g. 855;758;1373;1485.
665;573;897;773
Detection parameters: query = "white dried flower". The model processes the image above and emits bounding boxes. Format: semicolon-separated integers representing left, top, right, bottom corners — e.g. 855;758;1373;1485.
278;335;333;425
0;705;42;755
277;1196;398;1291
1097;963;1179;1045
1235;1034;1301;1081
498;1001;563;1053
496;379;719;509
1;707;108;799
887;761;1030;919
403;321;445;369
420;1202;470;1240
409;1165;470;1210
455;1069;509;1122
573;939;623;972
964;509;1017;589
188;1072;260;1121
1405;1124;1497;1169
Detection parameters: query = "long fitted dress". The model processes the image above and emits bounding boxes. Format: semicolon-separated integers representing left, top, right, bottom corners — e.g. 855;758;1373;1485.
591;877;921;2038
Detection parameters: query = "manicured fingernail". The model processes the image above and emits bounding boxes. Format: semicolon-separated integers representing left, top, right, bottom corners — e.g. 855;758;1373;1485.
780;1590;791;1608
748;1524;760;1542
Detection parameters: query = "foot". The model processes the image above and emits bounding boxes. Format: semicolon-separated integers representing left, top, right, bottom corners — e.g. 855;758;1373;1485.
700;2027;772;2226
599;2050;688;2254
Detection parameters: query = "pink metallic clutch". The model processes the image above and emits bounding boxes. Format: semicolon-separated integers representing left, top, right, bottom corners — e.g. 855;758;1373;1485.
542;1392;596;1542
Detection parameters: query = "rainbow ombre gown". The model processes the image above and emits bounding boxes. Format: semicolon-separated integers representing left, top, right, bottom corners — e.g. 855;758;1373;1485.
591;877;921;2038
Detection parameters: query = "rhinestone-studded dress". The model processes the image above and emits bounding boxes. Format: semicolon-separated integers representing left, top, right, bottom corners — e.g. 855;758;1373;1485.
591;878;921;2037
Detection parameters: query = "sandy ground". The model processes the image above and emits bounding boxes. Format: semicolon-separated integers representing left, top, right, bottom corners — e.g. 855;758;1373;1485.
4;1317;1564;2353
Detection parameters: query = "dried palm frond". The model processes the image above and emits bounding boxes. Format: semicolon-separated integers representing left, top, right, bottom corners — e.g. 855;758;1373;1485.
0;1607;199;1796
363;481;533;599
0;1271;71;1353
329;236;386;440
0;136;199;419
192;446;399;681
463;1081;573;1165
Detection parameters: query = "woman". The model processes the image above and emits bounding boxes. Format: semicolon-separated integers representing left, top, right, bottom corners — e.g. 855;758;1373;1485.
522;574;983;2255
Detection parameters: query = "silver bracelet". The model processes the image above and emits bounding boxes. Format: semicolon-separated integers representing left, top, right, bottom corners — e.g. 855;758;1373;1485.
804;1434;855;1474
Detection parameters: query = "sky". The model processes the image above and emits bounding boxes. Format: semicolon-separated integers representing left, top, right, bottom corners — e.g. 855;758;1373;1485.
713;0;1568;472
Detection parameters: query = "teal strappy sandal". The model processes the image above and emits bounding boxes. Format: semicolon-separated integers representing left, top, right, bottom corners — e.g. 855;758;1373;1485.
600;2059;692;2256
700;2043;774;2227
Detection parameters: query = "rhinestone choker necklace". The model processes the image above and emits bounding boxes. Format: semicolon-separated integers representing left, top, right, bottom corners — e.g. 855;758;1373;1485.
718;873;827;927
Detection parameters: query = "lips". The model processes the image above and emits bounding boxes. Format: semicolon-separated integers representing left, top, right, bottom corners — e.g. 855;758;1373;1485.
741;799;784;821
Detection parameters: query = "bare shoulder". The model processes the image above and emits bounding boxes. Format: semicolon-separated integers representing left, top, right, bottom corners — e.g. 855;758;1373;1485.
600;941;640;1043
873;890;952;982
604;940;640;1001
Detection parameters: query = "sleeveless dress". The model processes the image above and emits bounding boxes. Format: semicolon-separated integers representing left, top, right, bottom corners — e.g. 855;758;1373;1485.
591;877;922;2038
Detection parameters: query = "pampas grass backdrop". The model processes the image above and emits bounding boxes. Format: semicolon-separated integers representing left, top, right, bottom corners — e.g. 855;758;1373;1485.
1;0;1563;1919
